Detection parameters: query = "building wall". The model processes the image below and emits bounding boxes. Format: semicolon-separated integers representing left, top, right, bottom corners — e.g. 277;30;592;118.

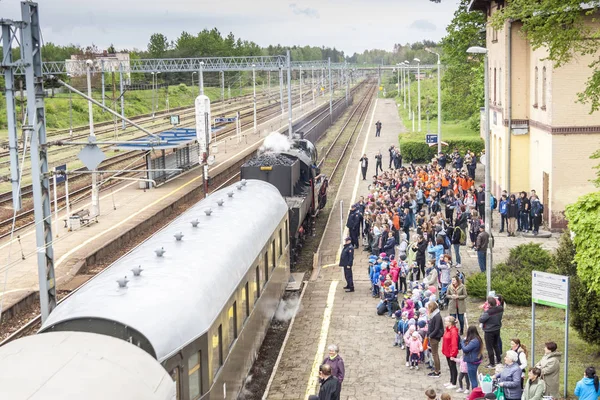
550;133;600;227
529;47;552;126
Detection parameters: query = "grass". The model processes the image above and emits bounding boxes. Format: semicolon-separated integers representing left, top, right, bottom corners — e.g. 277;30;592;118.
397;105;480;141
464;296;599;399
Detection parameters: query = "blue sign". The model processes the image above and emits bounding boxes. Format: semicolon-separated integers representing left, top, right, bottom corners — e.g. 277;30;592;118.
426;134;438;144
54;164;67;183
214;117;237;123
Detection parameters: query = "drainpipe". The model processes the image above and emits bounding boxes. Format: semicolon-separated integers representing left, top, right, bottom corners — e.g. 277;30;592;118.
507;19;513;194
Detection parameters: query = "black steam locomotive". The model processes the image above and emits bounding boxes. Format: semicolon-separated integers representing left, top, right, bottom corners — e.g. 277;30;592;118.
241;134;328;266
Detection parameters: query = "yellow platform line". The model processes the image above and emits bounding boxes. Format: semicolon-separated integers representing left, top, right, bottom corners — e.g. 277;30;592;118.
305;280;339;399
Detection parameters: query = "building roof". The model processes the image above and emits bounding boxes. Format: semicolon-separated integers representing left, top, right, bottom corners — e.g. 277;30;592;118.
41;180;289;362
0;331;175;400
469;0;490;12
116;127;220;150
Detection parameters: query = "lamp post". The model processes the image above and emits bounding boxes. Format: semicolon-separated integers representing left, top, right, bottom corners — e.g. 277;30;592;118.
467;45;492;295
299;65;303;111
252;64;257;133
426;48;442;154
151;72;156;120
155;71;161;116
405;60;412;130
414;58;421;132
192;71;197;93
396;64;401;101
199;61;204;95
312;66;315;104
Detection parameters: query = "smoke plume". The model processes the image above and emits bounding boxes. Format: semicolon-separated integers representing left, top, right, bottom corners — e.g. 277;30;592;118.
259;131;293;155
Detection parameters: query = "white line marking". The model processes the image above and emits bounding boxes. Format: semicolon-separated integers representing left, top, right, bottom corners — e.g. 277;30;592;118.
305;280;339;399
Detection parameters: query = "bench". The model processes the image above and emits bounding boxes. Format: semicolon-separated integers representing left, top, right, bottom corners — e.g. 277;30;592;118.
64;209;98;230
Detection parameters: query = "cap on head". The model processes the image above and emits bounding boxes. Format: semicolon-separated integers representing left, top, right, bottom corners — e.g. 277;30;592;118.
345;236;352;242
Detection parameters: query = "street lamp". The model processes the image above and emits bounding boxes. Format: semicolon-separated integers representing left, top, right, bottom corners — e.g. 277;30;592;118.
252;64;257;133
396;63;401;102
467;45;492;295
199;61;205;95
426;48;442;154
85;60;100;218
414;58;421;132
299;65;303;110
192;71;197;92
404;60;412;130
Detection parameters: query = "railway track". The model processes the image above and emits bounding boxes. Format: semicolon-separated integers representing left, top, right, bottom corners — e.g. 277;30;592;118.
0;79;369;346
0;83;337;214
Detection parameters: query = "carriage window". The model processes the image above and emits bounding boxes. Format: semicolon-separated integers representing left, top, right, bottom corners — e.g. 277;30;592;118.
279;229;283;256
171;367;181;400
255;266;260;303
188;352;201;399
212;325;223;379
228;302;238;348
243;282;250;321
285;220;289;245
264;252;269;286
271;240;276;271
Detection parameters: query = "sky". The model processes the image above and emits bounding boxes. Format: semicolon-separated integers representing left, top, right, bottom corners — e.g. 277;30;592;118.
0;0;460;55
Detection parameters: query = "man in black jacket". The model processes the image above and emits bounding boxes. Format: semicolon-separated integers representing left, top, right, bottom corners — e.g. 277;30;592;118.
309;364;340;400
427;302;444;378
479;296;504;368
339;237;355;292
476;185;486;221
359;154;369;180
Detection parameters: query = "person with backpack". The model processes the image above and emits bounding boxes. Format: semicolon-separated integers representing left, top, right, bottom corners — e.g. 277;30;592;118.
447;276;467;336
506;194;519;237
530;194;543;235
461;326;484;390
499;194;508;233
451;223;463;268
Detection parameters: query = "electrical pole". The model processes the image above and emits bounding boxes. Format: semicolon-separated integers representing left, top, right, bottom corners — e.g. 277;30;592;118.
252;64;257;133
101;60;105;111
221;70;225;113
287;50;293;138
18;2;57;321
112;67;117;139
119;63;125;130
312;66;315;104
415;58;421;132
328;57;332;122
279;66;284;116
300;65;303;111
199;61;204;95
86;61;100;219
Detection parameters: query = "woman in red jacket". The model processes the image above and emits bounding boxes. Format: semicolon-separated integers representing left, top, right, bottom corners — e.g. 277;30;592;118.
442;316;459;389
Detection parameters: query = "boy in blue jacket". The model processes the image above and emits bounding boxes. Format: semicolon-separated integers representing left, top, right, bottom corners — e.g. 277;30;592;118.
499;194;508;233
394;311;410;349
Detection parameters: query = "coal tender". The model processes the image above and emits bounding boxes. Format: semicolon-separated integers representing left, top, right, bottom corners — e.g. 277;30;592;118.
241;135;328;266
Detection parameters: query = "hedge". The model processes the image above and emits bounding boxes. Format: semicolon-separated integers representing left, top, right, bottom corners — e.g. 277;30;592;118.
398;137;484;163
465;243;553;306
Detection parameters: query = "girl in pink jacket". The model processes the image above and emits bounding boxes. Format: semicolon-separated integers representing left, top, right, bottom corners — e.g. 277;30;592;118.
409;332;424;370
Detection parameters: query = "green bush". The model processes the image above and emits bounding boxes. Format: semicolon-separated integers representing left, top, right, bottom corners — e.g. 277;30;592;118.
465;243;552;306
398;137;484;162
552;233;600;346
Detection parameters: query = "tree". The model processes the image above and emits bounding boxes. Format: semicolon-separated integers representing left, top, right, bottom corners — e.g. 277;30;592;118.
491;1;600;113
147;33;169;57
440;0;486;125
552;233;600;346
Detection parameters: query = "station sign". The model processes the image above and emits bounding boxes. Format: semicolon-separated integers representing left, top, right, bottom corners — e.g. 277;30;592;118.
532;271;569;309
54;164;67;184
214;117;237;123
170;115;180;126
426;134;438;144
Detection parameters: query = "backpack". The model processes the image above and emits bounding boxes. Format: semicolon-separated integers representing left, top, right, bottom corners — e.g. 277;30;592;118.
490;195;497;210
459;228;467;246
444;235;451;249
540;203;544;214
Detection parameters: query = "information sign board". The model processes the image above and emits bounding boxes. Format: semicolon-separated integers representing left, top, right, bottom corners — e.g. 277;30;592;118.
426;134;438;144
532;271;569;309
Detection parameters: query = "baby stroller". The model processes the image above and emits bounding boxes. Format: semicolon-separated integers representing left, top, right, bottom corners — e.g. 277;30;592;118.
437;285;449;310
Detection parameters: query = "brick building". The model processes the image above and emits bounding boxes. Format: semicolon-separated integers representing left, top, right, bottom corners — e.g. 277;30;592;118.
469;0;600;229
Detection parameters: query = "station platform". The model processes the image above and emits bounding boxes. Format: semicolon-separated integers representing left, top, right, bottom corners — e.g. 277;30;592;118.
264;99;560;400
0;96;331;323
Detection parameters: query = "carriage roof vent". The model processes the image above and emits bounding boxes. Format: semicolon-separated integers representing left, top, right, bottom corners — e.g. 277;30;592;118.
117;276;129;288
131;266;143;276
155;247;166;257
191;219;199;227
217;199;224;206
204;208;212;216
174;232;184;241
227;191;234;198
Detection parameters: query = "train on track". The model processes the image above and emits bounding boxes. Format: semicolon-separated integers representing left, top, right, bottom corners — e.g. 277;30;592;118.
0;134;328;400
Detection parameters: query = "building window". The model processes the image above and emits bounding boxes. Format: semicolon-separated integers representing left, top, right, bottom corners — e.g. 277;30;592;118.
492;28;498;42
493;68;497;105
542;66;547;110
188;352;202;399
499;68;502;105
534;67;539;108
171;367;181;400
228;302;237;348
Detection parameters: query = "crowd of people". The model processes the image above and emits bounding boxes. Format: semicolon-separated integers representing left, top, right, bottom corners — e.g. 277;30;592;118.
310;148;595;400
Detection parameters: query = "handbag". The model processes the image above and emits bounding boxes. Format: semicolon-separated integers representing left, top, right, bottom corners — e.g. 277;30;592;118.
494;386;505;400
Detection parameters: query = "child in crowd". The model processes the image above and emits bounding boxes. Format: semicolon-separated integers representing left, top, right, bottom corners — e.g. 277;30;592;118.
393;311;410;349
404;324;417;366
452;351;470;394
409;332;423;370
398;255;409;294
